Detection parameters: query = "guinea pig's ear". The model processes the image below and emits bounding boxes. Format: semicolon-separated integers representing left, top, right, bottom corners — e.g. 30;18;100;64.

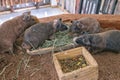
59;18;62;21
22;11;31;21
71;20;73;23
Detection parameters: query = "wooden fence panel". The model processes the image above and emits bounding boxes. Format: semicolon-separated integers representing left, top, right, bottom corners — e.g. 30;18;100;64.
114;0;120;14
0;0;49;12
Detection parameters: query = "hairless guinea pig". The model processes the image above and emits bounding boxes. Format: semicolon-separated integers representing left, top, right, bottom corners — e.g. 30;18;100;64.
73;30;120;54
22;18;68;51
0;11;39;54
69;17;101;37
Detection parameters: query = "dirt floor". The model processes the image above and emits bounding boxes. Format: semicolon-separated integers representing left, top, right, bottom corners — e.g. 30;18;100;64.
0;14;120;80
0;51;120;80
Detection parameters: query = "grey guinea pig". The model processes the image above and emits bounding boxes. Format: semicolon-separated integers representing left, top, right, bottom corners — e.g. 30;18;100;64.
22;18;68;50
73;30;120;54
69;17;101;37
0;11;39;54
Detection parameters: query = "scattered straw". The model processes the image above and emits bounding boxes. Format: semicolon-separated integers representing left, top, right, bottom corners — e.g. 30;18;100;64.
41;30;73;48
30;68;41;77
24;56;31;70
2;74;6;80
13;54;26;79
0;63;12;76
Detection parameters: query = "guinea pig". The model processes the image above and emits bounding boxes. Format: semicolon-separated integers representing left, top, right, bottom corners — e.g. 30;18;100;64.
0;11;39;54
73;30;120;54
22;18;68;50
69;17;101;37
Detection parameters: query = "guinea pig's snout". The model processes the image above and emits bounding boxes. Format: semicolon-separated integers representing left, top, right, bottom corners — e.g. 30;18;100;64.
73;37;79;45
65;25;68;30
81;31;89;35
73;37;84;46
62;24;68;31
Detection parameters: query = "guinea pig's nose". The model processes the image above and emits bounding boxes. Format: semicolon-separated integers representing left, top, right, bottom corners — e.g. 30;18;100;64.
63;25;68;30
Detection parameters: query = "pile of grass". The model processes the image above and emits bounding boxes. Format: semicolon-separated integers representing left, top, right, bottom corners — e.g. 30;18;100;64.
41;30;73;48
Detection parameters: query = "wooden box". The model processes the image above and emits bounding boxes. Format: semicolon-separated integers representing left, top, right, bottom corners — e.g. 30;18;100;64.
53;47;98;80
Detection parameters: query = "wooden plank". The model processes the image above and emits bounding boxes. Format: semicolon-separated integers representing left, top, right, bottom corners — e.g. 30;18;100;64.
55;47;82;60
27;43;77;55
39;14;120;30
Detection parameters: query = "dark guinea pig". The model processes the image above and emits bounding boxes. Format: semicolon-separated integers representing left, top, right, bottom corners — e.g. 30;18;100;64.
73;30;120;54
0;11;39;53
69;17;101;37
22;18;68;50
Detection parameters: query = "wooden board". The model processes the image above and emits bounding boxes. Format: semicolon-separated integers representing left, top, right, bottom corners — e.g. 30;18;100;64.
39;14;120;30
27;43;77;55
53;47;98;80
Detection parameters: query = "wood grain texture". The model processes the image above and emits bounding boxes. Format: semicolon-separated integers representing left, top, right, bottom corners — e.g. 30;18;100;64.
39;14;120;30
53;47;98;80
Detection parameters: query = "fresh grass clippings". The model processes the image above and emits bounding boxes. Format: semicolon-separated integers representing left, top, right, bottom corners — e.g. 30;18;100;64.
41;30;73;48
59;55;88;73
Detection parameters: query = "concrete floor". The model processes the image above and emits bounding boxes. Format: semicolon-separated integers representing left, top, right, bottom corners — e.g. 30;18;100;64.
0;7;67;24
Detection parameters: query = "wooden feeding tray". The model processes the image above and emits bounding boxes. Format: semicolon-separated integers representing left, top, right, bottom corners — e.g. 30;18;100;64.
27;43;77;55
53;47;98;80
26;30;77;55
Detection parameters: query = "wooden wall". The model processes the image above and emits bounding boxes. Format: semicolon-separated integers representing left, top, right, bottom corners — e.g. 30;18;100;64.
59;0;120;14
75;0;81;14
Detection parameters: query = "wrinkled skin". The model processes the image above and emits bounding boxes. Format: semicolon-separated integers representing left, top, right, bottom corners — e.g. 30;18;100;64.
69;17;101;37
73;30;120;54
22;18;68;50
0;11;39;53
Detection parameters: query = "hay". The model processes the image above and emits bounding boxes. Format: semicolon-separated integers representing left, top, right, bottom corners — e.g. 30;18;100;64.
41;30;73;48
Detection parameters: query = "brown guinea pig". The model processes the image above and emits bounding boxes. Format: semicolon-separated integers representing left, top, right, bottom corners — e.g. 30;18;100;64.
0;11;39;54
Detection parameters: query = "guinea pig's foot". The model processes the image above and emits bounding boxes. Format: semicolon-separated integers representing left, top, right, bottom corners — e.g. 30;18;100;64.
91;48;103;54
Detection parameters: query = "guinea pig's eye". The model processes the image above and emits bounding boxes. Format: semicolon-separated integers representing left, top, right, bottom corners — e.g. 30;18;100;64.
31;18;35;21
81;31;88;34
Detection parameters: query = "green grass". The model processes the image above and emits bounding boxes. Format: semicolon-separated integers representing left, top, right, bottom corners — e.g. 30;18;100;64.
41;30;73;48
